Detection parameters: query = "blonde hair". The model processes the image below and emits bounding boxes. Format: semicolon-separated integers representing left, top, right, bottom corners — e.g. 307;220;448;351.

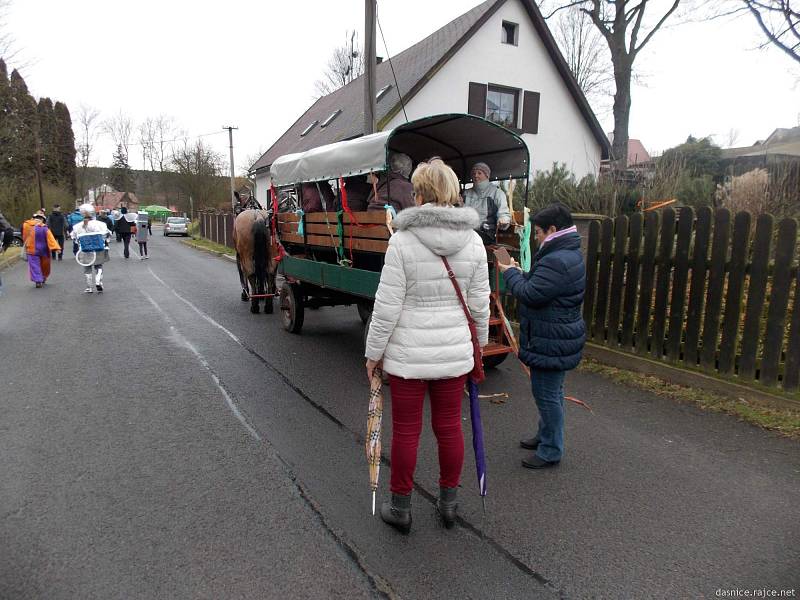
410;158;461;207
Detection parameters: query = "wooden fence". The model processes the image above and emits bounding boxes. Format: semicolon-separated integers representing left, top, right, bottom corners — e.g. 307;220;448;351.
584;206;800;394
199;206;800;395
198;211;235;249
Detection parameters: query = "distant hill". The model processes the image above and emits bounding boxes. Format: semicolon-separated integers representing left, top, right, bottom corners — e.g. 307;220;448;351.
78;167;243;212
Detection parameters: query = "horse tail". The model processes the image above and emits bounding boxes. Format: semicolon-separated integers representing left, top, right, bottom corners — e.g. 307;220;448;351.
252;215;270;293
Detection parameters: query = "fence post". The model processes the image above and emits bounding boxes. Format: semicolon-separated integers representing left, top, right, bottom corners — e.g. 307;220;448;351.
666;208;694;363
684;207;713;367
605;215;628;347
650;207;676;359
760;218;798;386
583;219;601;335
635;211;659;355
621;213;643;350
718;211;752;375
592;218;614;341
739;214;774;380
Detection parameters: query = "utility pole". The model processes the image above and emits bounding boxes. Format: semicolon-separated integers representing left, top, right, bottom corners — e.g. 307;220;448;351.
34;137;45;211
363;0;377;135
223;125;238;211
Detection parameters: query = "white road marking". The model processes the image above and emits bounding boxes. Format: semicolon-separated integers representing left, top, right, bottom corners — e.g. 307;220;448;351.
147;267;242;346
140;288;261;442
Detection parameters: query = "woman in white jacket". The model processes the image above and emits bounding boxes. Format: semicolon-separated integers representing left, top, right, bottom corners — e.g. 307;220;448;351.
365;158;490;533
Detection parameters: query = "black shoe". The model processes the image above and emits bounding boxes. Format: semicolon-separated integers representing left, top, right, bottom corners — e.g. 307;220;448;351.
520;436;540;450
437;487;458;529
380;493;412;534
522;455;559;469
96;285;103;293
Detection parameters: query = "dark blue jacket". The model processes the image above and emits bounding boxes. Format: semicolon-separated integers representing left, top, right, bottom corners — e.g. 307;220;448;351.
503;232;586;370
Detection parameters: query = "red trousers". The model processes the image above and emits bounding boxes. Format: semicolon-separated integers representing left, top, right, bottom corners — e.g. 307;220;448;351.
388;373;467;495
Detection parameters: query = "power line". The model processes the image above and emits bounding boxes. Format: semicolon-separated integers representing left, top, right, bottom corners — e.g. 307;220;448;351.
376;2;408;123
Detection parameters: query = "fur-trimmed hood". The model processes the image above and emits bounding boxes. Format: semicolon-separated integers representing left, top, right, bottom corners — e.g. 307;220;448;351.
393;204;480;257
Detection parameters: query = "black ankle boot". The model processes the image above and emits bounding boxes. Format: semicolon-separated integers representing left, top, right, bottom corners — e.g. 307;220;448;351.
380;493;412;534
437;487;458;528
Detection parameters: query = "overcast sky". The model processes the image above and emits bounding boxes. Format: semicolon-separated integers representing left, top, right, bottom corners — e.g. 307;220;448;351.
6;0;800;175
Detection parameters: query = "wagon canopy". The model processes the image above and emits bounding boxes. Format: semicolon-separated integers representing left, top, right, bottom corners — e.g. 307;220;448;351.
269;113;529;187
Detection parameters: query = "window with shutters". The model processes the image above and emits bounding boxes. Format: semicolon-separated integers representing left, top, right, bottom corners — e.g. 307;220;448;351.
486;85;518;129
501;21;518;46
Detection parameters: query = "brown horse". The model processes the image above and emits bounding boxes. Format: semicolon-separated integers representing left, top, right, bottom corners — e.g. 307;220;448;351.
233;209;276;314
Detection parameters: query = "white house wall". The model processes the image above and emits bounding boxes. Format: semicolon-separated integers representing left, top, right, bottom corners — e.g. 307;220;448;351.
255;173;270;207
383;0;601;179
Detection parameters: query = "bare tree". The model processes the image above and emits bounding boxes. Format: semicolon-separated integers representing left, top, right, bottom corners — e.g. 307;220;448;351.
102;110;133;163
737;0;800;63
138;117;157;171
0;0;20;64
153;115;176;172
171;138;226;210
314;30;364;97
553;6;613;110
546;0;681;169
76;104;100;197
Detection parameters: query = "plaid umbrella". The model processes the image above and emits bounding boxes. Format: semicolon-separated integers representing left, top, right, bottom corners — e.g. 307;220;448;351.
365;367;384;515
468;376;488;512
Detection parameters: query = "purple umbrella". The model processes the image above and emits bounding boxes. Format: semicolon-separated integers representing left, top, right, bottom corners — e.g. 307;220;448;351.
468;377;487;512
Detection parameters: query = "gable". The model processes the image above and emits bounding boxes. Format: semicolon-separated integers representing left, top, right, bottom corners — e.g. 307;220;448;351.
251;0;608;174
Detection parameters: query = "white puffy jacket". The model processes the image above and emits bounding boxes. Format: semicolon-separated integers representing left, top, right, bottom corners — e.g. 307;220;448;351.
365;204;490;380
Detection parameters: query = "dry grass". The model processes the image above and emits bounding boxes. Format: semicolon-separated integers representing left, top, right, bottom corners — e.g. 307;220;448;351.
579;358;800;439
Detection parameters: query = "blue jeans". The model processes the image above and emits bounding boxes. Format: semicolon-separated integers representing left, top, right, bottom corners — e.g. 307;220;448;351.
530;368;566;463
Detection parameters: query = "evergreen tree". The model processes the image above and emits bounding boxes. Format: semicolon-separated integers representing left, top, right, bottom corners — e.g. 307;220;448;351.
110;144;132;192
7;69;37;180
53;102;76;195
0;58;12;178
36;97;56;184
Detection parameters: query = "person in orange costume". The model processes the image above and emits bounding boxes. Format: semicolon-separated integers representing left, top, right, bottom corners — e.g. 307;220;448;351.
24;212;61;287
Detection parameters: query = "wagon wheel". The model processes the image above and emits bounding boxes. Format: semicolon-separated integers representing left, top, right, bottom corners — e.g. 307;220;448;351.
356;300;373;325
482;353;509;369
280;281;304;334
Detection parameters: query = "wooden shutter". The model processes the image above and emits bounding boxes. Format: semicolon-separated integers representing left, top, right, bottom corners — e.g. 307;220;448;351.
521;90;540;134
468;82;487;117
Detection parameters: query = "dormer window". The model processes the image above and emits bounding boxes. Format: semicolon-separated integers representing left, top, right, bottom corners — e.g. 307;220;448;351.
502;21;518;46
376;84;392;101
320;110;342;128
300;120;318;136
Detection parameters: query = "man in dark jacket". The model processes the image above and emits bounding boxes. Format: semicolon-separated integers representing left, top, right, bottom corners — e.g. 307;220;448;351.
97;209;114;233
0;210;13;252
46;204;68;260
115;207;135;258
499;203;586;469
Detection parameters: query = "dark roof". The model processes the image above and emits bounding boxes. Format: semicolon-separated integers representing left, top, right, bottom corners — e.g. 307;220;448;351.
251;0;609;174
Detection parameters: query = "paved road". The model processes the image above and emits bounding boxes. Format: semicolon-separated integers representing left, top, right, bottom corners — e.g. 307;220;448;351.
1;230;797;599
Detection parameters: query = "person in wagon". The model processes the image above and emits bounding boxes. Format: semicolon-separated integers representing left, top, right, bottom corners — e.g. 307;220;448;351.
463;161;512;244
24;212;60;288
71;203;111;294
301;180;336;213
366;152;415;213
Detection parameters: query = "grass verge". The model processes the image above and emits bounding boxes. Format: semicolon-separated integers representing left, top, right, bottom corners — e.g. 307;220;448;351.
182;236;235;258
578;358;800;440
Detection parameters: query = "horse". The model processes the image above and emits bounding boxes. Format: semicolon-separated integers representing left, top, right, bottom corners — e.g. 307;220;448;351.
233;208;276;314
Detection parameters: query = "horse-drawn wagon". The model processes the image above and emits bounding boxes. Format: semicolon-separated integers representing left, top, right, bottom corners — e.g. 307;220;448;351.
257;113;532;368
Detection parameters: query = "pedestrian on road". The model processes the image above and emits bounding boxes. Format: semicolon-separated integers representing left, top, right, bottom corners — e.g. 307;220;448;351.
97;210;114;236
46;204;68;261
0;209;13;253
24;212;60;288
71;203;111;293
365;158;490;534
115;207;135;258
135;215;150;259
498;203;586;469
66;207;84;255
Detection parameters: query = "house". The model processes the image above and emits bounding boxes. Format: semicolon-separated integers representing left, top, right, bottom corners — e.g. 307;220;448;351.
721;126;800;175
96;191;140;212
250;0;610;206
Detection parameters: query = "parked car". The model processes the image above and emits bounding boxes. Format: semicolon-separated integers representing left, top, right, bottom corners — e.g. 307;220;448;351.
163;216;189;237
11;228;23;246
